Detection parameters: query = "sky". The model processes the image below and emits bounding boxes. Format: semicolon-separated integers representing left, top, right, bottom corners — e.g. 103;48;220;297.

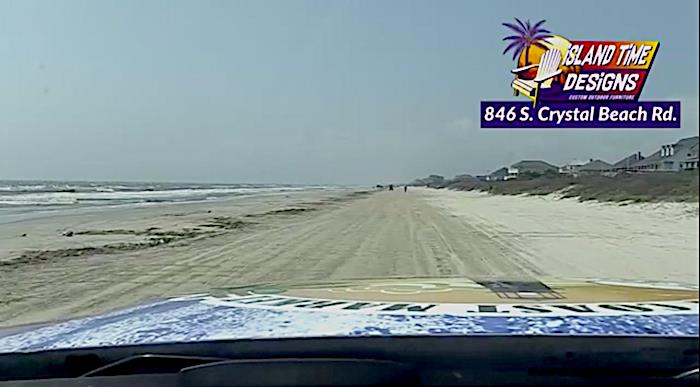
0;0;698;185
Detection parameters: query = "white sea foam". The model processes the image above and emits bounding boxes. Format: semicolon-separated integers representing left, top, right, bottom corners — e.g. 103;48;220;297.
0;181;327;209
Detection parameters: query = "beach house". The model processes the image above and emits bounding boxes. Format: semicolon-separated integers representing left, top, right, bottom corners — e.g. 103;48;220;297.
630;136;699;172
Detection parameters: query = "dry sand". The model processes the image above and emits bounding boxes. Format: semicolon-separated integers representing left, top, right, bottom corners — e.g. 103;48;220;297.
1;188;697;327
423;189;699;287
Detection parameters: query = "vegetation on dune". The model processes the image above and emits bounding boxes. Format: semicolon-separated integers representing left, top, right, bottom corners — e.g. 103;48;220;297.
418;171;699;203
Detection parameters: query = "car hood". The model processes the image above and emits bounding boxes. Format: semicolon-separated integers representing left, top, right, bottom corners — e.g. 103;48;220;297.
0;277;697;353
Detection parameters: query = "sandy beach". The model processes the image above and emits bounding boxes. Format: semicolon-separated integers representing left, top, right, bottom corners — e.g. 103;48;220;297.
1;188;697;327
423;189;699;286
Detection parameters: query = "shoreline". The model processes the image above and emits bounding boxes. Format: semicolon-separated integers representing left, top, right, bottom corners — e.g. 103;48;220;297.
0;187;357;263
0;186;343;223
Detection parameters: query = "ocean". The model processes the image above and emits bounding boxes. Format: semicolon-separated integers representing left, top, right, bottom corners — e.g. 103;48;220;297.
0;180;325;215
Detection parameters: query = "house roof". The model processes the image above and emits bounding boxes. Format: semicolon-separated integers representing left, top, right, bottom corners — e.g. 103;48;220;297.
580;159;613;171
612;153;644;169
688;143;699;162
658;136;698;163
676;136;699;147
510;160;558;173
628;136;698;168
561;160;587;168
559;160;590;174
631;150;661;168
663;136;698;161
489;167;509;177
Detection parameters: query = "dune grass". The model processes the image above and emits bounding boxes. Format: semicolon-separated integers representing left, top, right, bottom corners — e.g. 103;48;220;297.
444;171;698;203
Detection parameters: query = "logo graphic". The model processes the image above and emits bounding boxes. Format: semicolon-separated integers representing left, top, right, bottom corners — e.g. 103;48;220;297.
481;19;680;128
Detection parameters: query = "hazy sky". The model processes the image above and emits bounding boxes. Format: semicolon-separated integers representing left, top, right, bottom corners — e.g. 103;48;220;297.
1;0;698;184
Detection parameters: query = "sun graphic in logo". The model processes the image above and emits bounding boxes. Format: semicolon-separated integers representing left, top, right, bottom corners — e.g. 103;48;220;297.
502;18;579;105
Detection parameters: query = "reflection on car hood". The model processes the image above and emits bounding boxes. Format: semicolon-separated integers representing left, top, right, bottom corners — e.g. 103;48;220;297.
0;277;697;353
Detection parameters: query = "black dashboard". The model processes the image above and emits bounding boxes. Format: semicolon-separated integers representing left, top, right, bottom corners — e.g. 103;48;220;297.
0;335;697;386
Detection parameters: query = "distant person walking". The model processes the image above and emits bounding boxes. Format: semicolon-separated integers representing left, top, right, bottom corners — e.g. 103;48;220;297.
404;186;407;192
389;184;394;191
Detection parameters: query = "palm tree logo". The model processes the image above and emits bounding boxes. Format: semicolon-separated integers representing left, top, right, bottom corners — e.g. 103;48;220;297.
502;18;552;67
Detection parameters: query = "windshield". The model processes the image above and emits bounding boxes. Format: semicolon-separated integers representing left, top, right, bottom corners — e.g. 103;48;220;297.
0;0;697;341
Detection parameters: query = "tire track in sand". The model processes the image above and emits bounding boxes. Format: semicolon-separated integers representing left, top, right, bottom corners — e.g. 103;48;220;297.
1;190;543;327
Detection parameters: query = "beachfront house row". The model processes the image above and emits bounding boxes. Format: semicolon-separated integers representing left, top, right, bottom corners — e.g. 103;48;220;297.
629;136;699;172
473;135;695;183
